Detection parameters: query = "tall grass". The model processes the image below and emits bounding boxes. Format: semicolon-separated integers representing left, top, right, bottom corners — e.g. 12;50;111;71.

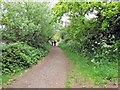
60;44;118;88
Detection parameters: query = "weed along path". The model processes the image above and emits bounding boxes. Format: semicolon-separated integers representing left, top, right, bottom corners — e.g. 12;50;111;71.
7;47;70;88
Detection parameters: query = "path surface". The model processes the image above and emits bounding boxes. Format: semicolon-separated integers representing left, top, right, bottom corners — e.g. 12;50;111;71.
8;47;70;88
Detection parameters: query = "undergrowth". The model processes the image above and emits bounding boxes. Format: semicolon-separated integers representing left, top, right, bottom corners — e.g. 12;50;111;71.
1;42;51;87
1;69;28;88
59;44;118;88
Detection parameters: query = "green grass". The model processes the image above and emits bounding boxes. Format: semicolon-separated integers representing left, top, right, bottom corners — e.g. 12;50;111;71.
1;69;28;88
60;45;118;88
65;49;93;88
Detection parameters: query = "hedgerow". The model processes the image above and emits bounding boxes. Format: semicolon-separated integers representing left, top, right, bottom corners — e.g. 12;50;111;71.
53;2;119;85
2;42;49;74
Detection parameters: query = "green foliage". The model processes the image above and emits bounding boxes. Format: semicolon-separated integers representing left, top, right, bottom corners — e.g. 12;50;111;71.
60;44;118;86
2;42;49;74
1;2;54;48
54;1;119;64
58;8;119;83
1;69;27;87
102;20;108;30
1;2;54;75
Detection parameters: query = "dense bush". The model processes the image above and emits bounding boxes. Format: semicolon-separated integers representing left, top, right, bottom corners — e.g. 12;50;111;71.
1;42;50;74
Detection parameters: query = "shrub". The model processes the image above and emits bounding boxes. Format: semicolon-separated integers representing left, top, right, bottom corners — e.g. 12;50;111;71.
2;42;49;74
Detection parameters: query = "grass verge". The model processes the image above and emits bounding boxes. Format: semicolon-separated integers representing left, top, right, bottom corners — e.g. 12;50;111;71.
1;69;28;88
60;46;118;88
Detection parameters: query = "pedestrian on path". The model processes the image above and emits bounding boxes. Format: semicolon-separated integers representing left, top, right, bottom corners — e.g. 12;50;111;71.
52;40;54;46
54;40;57;46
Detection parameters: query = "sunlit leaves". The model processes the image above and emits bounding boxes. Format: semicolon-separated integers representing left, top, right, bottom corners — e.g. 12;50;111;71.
102;20;108;30
2;2;54;48
53;2;120;64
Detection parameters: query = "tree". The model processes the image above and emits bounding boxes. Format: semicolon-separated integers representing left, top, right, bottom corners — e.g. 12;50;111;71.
1;2;55;48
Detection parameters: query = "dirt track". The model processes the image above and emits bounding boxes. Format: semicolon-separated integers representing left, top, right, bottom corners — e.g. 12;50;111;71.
7;47;70;88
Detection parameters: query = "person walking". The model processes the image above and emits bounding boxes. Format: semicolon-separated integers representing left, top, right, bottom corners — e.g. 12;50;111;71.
52;40;54;46
54;40;56;46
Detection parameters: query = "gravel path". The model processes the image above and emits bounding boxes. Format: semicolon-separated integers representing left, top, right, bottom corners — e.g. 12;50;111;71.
8;47;70;88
